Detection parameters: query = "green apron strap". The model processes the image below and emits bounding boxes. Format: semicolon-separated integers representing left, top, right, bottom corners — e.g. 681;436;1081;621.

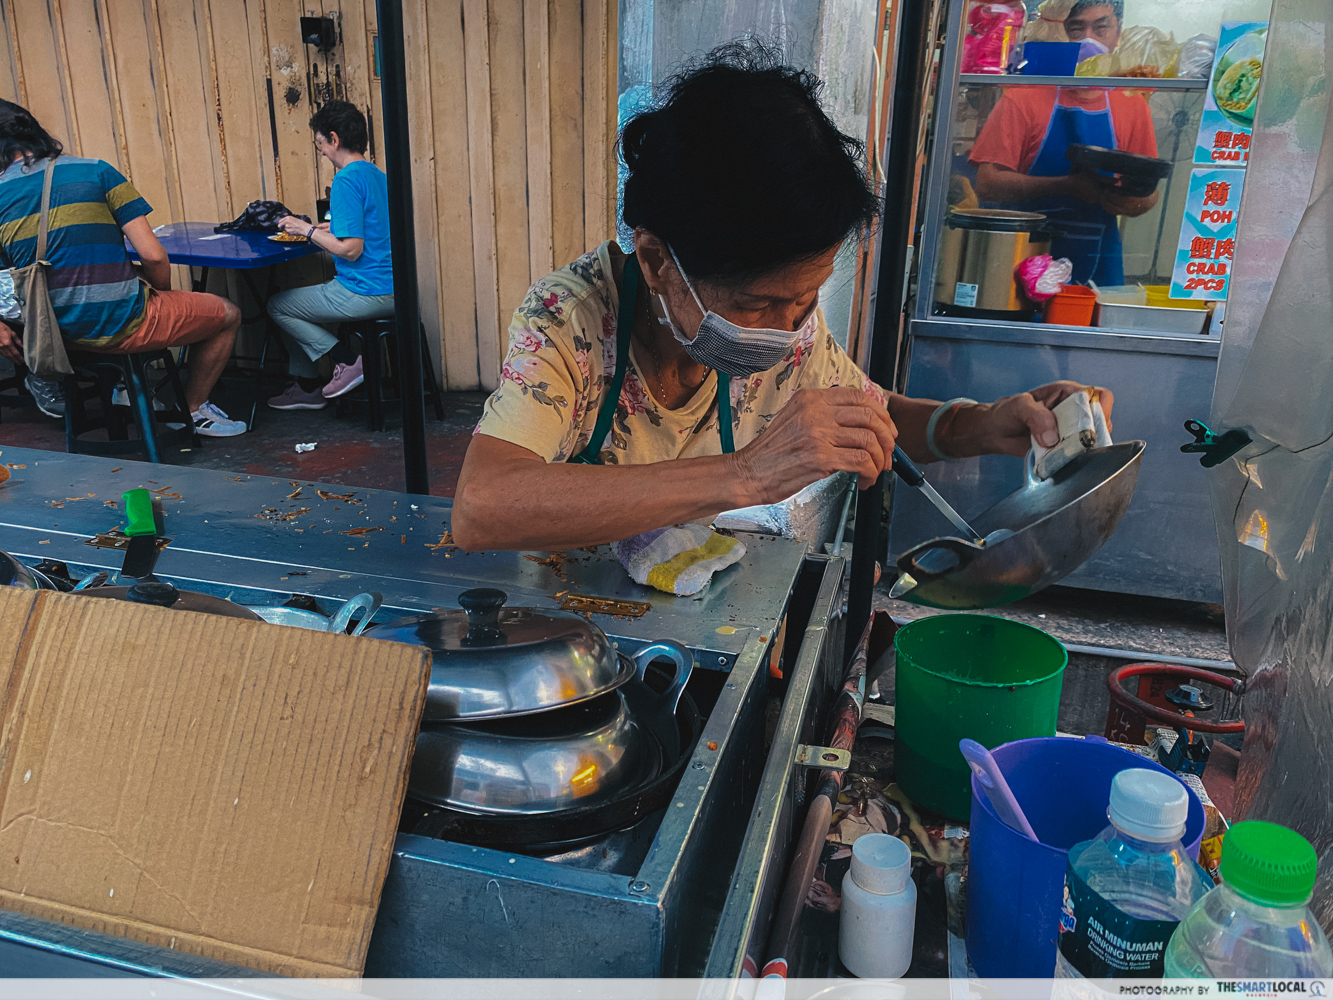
570;253;640;464
717;373;735;454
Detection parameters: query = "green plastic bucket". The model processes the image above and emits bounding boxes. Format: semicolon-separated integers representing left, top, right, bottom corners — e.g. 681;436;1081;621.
895;614;1067;820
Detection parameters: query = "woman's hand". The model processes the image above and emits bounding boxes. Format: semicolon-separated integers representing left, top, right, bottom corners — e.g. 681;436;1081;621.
0;322;22;365
277;215;310;236
948;382;1115;458
730;386;898;503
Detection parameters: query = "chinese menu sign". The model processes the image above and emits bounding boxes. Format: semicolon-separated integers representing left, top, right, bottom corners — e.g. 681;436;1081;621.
1194;22;1267;165
1172;21;1266;302
1169;169;1243;299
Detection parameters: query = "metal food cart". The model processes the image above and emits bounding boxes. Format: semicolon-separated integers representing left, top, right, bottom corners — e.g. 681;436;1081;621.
0;448;850;978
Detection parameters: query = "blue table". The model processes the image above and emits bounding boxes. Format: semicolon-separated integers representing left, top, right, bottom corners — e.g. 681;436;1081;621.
126;221;322;270
127;221;324;428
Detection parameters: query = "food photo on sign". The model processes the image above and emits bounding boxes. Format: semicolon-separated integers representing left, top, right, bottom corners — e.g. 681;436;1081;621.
1195;21;1268;164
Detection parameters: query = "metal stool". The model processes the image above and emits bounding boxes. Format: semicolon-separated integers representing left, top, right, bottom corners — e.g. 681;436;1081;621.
63;349;198;462
338;319;445;432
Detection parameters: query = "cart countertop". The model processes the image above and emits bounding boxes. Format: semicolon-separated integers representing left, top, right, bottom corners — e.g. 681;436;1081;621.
0;447;809;664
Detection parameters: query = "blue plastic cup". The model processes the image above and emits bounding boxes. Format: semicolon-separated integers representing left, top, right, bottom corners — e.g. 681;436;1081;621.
965;735;1206;978
1021;41;1082;76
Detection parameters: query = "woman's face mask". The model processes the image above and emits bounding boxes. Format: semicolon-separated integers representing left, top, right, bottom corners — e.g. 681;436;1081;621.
655;246;819;377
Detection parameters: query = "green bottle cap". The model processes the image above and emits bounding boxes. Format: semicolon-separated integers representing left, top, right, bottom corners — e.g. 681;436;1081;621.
1221;821;1318;906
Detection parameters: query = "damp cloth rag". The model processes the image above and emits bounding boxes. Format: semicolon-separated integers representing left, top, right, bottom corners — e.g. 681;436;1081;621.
1031;388;1112;480
613;524;747;596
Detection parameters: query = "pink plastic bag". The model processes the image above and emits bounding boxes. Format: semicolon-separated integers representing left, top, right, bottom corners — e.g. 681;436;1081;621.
1016;255;1074;302
961;3;1025;74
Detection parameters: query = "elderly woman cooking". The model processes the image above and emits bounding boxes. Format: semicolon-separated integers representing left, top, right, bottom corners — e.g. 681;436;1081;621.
451;42;1112;553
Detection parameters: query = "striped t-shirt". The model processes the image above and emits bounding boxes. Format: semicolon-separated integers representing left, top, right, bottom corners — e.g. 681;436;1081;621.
0;156;152;346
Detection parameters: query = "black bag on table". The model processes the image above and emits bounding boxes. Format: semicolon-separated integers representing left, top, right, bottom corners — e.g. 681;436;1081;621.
214;200;310;233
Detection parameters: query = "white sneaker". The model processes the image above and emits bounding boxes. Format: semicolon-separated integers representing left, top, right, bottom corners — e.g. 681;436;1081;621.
191;400;247;437
111;384;167;411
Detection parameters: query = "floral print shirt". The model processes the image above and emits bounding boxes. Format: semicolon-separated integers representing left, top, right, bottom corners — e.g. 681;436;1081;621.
475;240;887;466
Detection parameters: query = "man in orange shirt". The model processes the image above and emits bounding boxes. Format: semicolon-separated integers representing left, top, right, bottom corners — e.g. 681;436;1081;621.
969;0;1159;285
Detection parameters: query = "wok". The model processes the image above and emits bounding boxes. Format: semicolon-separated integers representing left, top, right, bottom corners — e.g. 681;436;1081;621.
891;441;1145;609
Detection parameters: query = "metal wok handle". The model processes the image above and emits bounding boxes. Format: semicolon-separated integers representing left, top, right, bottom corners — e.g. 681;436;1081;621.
330;591;382;636
896;537;984;582
633;640;695;715
1025;447;1041;488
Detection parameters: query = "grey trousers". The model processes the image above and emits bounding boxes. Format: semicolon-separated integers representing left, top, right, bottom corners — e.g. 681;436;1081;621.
266;278;394;377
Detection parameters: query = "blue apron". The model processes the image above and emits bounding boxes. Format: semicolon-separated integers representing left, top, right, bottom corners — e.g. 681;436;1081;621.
1020;91;1124;286
570;253;734;464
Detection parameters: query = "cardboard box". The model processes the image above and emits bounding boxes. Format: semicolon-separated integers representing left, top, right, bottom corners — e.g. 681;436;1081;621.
0;587;431;976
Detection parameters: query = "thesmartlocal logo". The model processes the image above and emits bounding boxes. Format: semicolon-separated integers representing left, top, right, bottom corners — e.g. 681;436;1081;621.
1214;982;1329;997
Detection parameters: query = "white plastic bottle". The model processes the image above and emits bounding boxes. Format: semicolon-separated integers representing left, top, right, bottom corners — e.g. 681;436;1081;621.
840;833;916;978
1054;768;1213;979
1165;820;1333;977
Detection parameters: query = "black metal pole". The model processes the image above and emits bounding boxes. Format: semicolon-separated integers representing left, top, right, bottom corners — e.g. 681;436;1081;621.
844;0;937;665
376;0;430;495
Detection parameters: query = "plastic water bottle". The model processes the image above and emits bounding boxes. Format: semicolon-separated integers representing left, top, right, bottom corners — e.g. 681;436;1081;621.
1054;768;1213;979
1165;820;1333;977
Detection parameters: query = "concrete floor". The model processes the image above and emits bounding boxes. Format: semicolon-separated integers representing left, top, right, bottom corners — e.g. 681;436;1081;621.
0;368;487;497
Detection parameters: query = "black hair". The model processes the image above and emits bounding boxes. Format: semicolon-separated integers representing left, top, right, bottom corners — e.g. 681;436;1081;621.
620;39;879;286
0;99;62;167
1068;0;1123;22
309;100;368;154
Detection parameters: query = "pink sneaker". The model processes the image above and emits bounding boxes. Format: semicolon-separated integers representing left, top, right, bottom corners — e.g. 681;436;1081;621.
322;356;364;399
268;383;328;410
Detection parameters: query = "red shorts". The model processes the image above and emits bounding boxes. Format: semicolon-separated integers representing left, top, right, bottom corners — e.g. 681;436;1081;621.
86;290;232;353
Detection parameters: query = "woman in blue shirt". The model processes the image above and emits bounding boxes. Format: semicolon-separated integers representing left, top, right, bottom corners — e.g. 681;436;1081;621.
267;101;393;409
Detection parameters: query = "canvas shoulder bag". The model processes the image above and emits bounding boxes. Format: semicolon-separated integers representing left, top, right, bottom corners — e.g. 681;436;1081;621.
12;157;72;375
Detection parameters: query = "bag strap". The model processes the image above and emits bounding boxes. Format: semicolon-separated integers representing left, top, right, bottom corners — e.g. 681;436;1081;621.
35;156;56;263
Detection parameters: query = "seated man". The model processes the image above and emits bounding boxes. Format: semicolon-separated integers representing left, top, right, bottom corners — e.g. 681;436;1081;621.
266;101;394;411
0;100;246;436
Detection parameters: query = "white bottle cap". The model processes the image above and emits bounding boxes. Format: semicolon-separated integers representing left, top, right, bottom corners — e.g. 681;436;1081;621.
1108;768;1189;842
849;833;912;895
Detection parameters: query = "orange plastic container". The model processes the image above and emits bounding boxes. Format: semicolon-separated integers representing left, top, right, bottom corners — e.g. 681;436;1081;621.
1043;285;1097;326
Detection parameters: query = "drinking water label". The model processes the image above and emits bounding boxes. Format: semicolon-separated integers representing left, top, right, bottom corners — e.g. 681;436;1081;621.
1057;866;1178;977
954;282;978;308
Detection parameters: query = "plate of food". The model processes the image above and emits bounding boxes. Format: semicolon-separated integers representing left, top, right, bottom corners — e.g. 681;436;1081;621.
1213;27;1266;127
268;232;309;243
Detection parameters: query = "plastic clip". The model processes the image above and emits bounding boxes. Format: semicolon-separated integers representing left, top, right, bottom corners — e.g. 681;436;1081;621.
1181;419;1251;469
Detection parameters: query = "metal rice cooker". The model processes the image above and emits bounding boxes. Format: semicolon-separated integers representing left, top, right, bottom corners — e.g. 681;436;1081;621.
934;208;1050;318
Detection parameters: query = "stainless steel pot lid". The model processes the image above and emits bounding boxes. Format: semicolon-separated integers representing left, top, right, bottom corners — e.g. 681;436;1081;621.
372;587;632;722
76;580;263;619
946;208;1048;232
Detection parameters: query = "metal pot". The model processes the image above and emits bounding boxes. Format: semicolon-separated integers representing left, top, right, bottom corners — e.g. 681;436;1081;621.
371;588;635;722
247;592;382;634
934;208;1051;317
0;551;55;590
407;641;693;816
76;579;263;619
891;441;1145;609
